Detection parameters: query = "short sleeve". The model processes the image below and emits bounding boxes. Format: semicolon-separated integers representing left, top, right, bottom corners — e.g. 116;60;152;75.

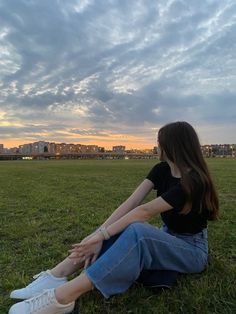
161;184;186;212
146;162;168;190
146;162;167;190
146;166;158;189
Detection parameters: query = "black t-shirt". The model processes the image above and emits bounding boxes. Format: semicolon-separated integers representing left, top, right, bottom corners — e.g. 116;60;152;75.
146;161;209;234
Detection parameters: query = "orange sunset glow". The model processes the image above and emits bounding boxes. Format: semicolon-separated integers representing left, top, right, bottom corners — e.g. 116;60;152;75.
2;137;156;150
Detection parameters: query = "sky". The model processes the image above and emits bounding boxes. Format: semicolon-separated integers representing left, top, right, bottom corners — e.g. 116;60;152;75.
0;0;236;149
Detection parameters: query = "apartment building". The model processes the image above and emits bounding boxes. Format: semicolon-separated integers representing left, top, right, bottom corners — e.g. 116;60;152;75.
112;145;126;152
201;144;235;157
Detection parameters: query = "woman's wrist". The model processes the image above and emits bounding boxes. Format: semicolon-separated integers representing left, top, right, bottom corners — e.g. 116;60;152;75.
99;226;111;240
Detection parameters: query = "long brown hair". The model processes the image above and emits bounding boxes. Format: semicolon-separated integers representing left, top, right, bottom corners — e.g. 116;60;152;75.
158;121;219;219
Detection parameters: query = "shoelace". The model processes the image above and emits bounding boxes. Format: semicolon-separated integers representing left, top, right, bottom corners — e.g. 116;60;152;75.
33;271;48;280
25;289;55;313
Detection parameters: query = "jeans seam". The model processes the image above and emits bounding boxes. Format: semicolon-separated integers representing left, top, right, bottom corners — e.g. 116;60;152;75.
95;242;139;284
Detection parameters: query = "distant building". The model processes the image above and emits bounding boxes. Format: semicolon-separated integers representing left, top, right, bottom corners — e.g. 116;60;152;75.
67;144;76;153
19;143;32;154
201;144;235;157
8;147;19;153
0;144;4;153
86;145;99;153
98;147;105;153
48;142;56;154
47;143;99;154
126;149;141;153
142;149;153;154
32;141;49;154
54;143;67;154
113;146;126;152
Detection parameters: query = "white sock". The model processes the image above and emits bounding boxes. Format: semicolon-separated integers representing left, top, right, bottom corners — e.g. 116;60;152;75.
53;289;74;307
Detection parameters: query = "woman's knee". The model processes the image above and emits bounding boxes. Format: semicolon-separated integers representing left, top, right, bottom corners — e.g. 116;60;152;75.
125;222;149;237
125;222;168;243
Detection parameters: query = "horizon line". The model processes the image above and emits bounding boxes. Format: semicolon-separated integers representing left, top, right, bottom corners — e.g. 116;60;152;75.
1;139;236;151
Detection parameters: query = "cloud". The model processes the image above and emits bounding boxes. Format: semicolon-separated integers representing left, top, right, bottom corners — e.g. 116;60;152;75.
0;0;236;147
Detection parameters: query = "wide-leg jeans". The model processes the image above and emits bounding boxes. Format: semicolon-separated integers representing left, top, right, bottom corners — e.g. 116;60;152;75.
85;222;208;298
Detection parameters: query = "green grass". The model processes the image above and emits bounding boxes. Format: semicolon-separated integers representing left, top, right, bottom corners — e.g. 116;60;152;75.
0;158;236;314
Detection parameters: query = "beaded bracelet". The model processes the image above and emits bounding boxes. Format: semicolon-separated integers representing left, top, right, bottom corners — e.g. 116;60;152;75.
99;227;111;240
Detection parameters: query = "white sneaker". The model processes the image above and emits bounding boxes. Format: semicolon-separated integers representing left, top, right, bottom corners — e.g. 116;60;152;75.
9;288;75;314
10;270;68;300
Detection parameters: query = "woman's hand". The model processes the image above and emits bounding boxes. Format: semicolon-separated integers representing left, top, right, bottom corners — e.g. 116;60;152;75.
68;232;104;268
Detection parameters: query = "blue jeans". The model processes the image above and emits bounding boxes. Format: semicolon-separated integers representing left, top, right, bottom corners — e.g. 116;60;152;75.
85;222;208;298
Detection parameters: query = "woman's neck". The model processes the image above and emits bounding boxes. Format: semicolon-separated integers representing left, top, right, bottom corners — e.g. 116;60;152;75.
166;160;181;178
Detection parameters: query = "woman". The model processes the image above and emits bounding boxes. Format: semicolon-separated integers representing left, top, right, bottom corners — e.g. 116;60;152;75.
9;121;219;314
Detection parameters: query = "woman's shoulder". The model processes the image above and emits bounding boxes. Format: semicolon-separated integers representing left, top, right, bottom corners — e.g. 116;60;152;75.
146;161;170;184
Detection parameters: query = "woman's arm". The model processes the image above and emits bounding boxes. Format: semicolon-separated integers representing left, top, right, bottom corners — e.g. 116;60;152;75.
105;196;171;237
68;179;154;263
70;196;172;260
100;179;154;229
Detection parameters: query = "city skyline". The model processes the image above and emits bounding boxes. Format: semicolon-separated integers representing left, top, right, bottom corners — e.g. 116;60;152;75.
1;1;236;148
2;138;154;150
1;139;235;152
1;140;235;160
0;139;154;151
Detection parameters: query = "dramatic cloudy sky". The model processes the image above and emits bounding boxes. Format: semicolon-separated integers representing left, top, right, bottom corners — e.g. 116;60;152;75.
0;0;236;149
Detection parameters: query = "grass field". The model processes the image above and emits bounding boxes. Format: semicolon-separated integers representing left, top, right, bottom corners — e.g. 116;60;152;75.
0;158;236;314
